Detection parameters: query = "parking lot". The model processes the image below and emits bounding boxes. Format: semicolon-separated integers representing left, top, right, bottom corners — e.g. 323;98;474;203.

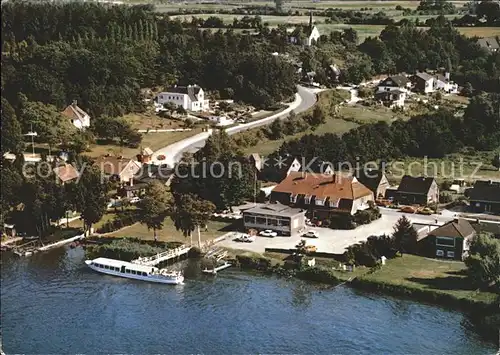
218;208;454;254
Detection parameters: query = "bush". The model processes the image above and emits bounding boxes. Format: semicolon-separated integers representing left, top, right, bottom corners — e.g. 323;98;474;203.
353;207;381;225
330;214;356;230
85;237;172;261
96;212;139;234
344;234;397;266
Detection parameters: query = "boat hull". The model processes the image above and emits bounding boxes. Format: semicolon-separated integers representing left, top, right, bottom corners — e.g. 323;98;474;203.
85;260;184;285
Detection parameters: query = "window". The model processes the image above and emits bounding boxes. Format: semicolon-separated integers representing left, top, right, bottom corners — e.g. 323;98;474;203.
290;194;297;203
267;218;278;226
104;265;109;269
256;217;266;225
244;215;256;224
278;219;290;227
436;249;444;257
304;195;311;204
447;251;455;258
125;269;130;273
330;199;339;208
143;272;148;276
315;198;325;206
131;270;136;275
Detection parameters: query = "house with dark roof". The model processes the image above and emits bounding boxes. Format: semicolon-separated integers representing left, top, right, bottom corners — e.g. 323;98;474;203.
356;168;390;199
477;36;500;53
242;202;306;236
395;175;439;205
259;156;301;183
377;75;412;93
466;180;500;214
270;172;374;217
157;84;209;112
61;101;91;129
289;12;321;46
411;72;435;94
418;218;476;260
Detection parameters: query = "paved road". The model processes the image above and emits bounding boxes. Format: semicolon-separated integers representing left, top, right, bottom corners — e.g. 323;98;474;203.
151;85;318;167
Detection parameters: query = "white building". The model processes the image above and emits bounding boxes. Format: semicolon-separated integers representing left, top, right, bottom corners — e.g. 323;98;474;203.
157;85;209;112
289;13;321;47
377;75;412;94
435;73;459;94
61;101;91;129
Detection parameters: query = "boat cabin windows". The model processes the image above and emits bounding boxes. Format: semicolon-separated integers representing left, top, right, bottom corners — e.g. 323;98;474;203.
131;270;136;275
104;265;110;270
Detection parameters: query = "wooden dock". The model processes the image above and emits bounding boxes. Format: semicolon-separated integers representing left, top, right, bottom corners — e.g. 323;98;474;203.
131;245;191;266
202;262;232;275
38;234;85;252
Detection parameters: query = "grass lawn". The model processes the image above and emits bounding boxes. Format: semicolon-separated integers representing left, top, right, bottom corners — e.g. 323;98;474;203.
241;89;355;156
107;217;234;243
244;118;358;156
85;129;200;159
122;113;185;130
339;104;405;124
360;254;498;304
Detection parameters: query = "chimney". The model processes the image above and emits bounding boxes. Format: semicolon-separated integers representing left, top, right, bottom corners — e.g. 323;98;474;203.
72;100;77;107
445;72;450;81
129;178;133;187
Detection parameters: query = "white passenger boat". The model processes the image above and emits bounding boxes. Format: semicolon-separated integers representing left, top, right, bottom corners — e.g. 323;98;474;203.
85;257;184;285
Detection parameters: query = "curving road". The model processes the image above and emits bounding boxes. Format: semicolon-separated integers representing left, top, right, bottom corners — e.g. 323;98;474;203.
152;85;318;167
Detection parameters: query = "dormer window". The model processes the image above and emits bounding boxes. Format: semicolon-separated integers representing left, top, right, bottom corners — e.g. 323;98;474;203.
304;195;311;204
315;198;325;206
290;194;297;203
330;199;339;208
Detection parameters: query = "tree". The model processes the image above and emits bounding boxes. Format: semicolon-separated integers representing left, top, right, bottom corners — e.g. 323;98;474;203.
1;98;24;154
138;181;170;241
170;194;215;247
465;233;500;291
392;216;418;253
309;106;326;127
68;164;108;234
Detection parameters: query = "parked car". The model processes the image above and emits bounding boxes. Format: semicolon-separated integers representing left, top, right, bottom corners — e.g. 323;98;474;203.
129;197;141;204
400;206;416;214
302;230;319;239
259;230;277;237
305;245;317;253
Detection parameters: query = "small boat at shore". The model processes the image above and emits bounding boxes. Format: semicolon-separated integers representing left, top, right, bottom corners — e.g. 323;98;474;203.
85;257;184;285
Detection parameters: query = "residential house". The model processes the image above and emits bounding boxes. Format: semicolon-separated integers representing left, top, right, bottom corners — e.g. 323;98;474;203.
477;36;500;53
375;89;406;108
61;101;91;129
411;72;435;94
53;163;80;185
377;75;412;93
270;172;374;217
356;168;390;199
259;156;301;182
242;202;306;236
434;72;459;94
395;175;439;205
137;147;154;164
95;156;141;184
467;180;500;214
156;85;209;112
418;218;476;260
289;12;321;46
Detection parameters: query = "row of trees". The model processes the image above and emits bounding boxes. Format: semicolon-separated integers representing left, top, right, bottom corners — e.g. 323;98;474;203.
1;157;108;237
273;92;499;166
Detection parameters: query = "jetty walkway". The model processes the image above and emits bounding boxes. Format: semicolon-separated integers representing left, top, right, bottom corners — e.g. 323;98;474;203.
131;245;191;266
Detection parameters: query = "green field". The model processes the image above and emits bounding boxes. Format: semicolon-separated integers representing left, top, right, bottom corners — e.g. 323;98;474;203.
359;254;498;305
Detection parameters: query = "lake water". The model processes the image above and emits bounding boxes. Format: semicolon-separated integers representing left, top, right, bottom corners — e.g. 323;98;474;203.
1;247;497;354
